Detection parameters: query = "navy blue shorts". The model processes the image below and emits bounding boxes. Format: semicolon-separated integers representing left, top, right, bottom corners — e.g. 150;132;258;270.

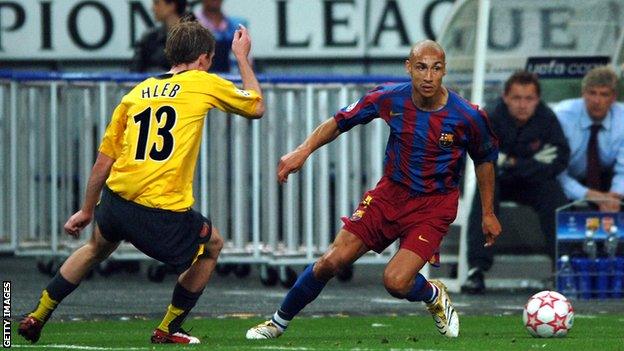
95;186;212;273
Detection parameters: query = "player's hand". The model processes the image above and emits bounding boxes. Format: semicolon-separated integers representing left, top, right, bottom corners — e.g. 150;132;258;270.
64;210;93;238
482;213;502;247
231;24;251;61
277;149;309;184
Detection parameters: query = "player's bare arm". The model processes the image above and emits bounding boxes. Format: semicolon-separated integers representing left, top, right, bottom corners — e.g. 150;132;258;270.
474;161;501;247
232;24;264;118
64;152;115;237
277;117;341;184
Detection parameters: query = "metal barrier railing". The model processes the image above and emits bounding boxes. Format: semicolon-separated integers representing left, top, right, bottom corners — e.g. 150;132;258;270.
0;71;485;289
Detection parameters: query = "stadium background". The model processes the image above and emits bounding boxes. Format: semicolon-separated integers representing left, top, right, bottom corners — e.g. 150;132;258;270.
1;0;624;350
1;0;452;73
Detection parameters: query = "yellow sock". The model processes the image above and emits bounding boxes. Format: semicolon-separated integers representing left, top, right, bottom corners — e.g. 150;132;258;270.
29;290;58;323
157;304;185;333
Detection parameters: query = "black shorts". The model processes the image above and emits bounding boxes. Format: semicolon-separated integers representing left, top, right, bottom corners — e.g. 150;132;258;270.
95;186;212;273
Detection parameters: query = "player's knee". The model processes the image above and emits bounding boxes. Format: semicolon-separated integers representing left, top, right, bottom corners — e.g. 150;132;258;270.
383;274;411;298
314;256;342;280
85;242;110;263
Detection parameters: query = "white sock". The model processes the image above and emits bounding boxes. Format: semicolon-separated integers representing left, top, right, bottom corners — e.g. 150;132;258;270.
271;311;289;331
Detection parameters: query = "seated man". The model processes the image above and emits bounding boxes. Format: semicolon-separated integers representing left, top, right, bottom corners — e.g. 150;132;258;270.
555;66;624;212
462;71;570;294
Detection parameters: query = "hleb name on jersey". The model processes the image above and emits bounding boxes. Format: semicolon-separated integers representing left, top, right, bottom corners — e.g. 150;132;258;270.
141;83;181;99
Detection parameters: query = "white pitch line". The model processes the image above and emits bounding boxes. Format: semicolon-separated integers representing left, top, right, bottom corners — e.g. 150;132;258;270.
13;344;149;350
370;298;409;304
253;348;447;351
253;347;313;350
369;298;470;308
14;345;448;351
497;305;524;311
225;290;287;298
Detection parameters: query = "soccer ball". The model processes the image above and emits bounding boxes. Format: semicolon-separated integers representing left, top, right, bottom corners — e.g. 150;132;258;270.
522;290;574;338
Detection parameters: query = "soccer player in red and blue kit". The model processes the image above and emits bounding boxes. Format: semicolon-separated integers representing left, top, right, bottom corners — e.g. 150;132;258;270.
247;40;502;339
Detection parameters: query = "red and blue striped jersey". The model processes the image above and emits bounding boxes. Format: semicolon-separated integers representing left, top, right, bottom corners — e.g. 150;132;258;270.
334;82;498;195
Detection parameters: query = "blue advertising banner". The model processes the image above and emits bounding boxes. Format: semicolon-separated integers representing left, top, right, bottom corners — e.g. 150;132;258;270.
557;211;624;241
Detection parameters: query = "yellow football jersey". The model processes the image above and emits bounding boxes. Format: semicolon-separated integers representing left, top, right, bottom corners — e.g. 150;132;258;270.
99;70;261;211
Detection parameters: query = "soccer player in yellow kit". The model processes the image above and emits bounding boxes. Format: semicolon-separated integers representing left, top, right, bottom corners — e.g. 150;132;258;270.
19;21;264;344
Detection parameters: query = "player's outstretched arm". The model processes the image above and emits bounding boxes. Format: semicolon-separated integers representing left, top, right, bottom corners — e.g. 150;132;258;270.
64;152;115;237
474;161;501;247
277;117;341;184
232;24;264;118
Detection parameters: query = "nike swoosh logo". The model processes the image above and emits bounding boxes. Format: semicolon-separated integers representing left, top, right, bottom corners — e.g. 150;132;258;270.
418;235;430;243
389;110;402;116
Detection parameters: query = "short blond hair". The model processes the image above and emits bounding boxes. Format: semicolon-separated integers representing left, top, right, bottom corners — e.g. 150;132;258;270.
582;66;618;92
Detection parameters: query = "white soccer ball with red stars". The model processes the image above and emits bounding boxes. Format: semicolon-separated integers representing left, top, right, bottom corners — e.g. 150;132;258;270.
522;290;574;338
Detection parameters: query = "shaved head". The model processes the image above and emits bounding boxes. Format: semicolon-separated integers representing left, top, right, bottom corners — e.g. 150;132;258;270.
405;40;448;109
409;40;446;62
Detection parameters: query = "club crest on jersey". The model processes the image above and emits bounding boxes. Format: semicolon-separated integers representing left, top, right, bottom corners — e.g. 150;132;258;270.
439;132;454;149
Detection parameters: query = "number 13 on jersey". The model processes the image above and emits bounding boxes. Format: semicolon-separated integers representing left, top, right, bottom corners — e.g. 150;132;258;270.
133;105;177;161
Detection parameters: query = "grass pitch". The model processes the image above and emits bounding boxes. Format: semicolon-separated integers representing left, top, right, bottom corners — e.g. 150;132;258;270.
11;314;624;351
